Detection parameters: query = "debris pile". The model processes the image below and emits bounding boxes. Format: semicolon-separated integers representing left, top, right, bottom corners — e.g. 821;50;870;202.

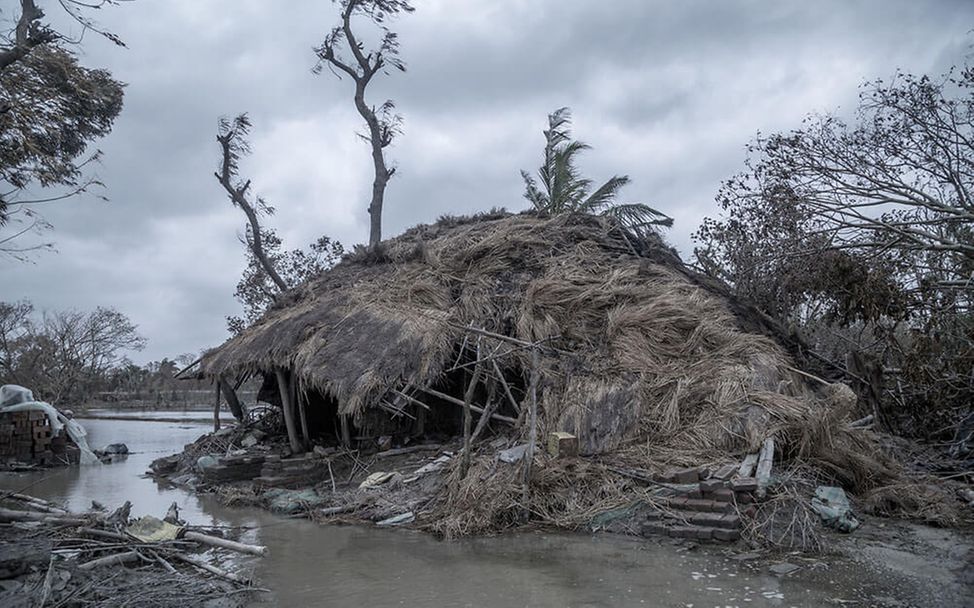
0;491;267;607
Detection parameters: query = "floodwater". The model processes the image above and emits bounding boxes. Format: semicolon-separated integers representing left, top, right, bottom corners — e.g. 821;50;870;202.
0;412;909;607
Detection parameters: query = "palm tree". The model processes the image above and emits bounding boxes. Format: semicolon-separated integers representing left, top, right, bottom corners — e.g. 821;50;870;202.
520;107;672;234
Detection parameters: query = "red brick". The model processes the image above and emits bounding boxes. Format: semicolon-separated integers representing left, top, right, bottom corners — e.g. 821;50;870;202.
713;528;741;541
700;479;727;494
688;512;726;527
641;523;669;537
712;489;736;503
713;464;738;480
673;467;700;484
667;526;698;539
731;478;758;492
719;514;742;529
693;526;714;540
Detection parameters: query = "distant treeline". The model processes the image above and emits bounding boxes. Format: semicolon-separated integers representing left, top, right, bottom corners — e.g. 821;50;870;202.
0;300;211;407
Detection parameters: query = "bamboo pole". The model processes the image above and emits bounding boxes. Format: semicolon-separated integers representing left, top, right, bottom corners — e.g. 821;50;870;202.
460;346;484;476
521;348;540;522
275;368;303;454
492;359;522;415
415;386;517;424
470;378;498;444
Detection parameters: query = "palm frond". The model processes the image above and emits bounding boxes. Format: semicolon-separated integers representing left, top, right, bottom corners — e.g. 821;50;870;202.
580;175;630;213
520;170;548;210
603;202;675;235
521;107;672;232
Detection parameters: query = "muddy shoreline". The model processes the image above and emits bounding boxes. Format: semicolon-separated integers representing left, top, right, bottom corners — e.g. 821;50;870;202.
150;425;974;608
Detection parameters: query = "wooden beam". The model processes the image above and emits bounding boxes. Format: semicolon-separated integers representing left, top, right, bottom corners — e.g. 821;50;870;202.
414;386;517;424
218;377;244;421
275;368;303;454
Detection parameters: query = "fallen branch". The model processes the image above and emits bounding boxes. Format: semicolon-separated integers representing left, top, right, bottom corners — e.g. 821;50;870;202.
171;552;252;585
78;550;141;571
183;530;267;557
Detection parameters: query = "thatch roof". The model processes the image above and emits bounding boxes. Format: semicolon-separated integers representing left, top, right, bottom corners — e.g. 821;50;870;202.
202;211;962;538
204;212;847;452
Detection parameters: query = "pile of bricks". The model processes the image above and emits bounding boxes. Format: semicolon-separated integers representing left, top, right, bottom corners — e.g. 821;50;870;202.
0;411;77;465
201;453;266;483
253;453;332;489
641;464;759;542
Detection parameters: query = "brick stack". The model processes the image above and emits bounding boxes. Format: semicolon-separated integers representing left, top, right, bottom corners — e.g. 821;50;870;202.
253;453;332;489
0;410;67;465
202;453;266;483
640;464;759;542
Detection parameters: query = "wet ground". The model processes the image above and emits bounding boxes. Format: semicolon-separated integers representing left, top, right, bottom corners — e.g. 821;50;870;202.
1;412;970;607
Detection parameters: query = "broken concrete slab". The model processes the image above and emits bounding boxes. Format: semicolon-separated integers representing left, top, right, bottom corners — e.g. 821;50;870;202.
769;562;801;576
498;444;529;464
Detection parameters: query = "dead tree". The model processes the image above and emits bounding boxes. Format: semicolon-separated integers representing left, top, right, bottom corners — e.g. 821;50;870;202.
215;114;288;293
313;0;414;249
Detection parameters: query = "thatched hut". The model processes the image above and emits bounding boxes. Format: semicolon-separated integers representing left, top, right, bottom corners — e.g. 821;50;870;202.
201;211;904;536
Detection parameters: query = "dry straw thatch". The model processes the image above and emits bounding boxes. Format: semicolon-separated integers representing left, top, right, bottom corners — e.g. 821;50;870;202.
202;211;928;537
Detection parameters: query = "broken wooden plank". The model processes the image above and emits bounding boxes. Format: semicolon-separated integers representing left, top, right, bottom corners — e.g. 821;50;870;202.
738;452;759;478
755;438;775;499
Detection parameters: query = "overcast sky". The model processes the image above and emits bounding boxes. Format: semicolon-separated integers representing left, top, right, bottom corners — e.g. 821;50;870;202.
3;0;972;363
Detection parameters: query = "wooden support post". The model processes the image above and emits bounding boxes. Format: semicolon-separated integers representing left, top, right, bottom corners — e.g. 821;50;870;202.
218;377;245;421
460;346;484;477
213;382;221;433
275;368;303;454
521;348;540;522
340;414;351;448
294;379;310;449
415;401;427;436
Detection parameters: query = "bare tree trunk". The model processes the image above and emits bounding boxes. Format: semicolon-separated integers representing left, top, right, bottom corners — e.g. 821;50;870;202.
275;368;302;454
353;82;390;248
215;128;288;293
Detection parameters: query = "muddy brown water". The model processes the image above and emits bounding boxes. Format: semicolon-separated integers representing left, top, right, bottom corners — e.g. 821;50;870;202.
0;413;934;607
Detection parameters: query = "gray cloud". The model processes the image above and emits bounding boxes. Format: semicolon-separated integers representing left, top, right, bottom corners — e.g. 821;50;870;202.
2;0;972;363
